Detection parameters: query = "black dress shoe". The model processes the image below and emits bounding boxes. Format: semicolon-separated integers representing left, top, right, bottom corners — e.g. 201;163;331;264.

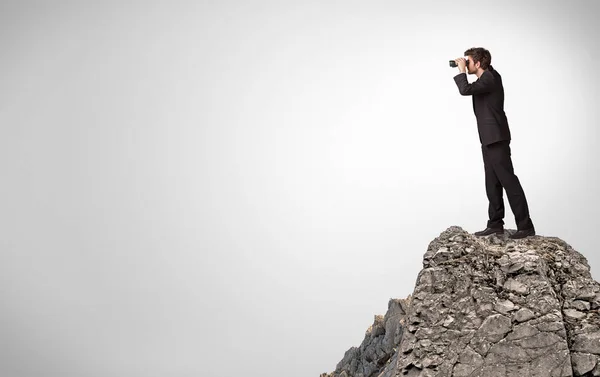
474;227;504;236
509;228;536;239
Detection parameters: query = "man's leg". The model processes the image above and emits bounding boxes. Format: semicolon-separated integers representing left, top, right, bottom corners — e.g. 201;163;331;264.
482;144;505;228
485;141;534;230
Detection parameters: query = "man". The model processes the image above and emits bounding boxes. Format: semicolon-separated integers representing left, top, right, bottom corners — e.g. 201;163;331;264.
453;47;535;239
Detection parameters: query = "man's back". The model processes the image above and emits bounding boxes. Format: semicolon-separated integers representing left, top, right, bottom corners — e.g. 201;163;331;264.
454;65;511;145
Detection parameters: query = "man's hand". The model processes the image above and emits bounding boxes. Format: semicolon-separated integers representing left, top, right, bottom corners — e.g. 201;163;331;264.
454;57;467;73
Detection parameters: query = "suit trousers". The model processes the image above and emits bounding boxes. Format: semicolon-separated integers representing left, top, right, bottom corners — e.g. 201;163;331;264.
481;140;534;230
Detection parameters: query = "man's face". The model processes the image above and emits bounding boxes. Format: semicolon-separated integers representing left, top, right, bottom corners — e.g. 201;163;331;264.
465;56;473;73
465;56;479;74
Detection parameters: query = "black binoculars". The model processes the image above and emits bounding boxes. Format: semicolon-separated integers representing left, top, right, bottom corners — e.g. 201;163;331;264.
449;58;470;68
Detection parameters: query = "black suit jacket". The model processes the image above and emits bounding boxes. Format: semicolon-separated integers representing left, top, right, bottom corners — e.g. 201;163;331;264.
453;65;511;146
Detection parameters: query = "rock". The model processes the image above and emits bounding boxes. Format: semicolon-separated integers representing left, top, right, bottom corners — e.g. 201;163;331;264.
478;314;512;342
572;300;592;311
513;308;536;323
505;323;539;341
577;288;597;301
571;352;597;375
494;299;517;314
321;226;600;377
320;298;409;377
572;332;600;354
504;278;529;295
592;293;600;310
565;308;587;320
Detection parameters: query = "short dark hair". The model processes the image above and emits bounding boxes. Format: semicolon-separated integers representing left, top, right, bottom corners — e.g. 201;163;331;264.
464;47;492;70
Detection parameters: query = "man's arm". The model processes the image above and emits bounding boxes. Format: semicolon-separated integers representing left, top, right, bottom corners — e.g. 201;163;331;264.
453;70;495;95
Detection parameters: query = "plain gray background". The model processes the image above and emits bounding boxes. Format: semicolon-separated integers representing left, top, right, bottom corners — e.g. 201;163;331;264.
1;1;599;376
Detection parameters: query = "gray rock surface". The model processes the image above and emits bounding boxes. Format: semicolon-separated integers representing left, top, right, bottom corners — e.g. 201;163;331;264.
320;298;409;377
321;226;600;377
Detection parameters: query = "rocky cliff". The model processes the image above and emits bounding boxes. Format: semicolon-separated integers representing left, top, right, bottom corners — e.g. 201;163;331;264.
321;226;600;377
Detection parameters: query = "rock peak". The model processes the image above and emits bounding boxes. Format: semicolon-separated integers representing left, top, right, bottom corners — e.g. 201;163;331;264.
321;226;600;377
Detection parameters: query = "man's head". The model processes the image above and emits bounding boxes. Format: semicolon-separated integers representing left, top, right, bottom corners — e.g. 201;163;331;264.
464;47;491;75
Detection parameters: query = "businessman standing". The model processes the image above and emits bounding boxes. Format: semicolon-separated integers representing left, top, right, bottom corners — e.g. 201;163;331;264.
453;47;535;239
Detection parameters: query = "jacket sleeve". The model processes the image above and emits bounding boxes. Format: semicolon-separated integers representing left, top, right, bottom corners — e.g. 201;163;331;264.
453;70;495;95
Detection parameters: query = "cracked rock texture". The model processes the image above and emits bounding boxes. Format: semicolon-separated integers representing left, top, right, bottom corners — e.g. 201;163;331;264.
320;226;600;377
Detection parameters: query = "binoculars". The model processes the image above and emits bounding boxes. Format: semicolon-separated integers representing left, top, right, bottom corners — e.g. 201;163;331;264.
449;58;469;68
